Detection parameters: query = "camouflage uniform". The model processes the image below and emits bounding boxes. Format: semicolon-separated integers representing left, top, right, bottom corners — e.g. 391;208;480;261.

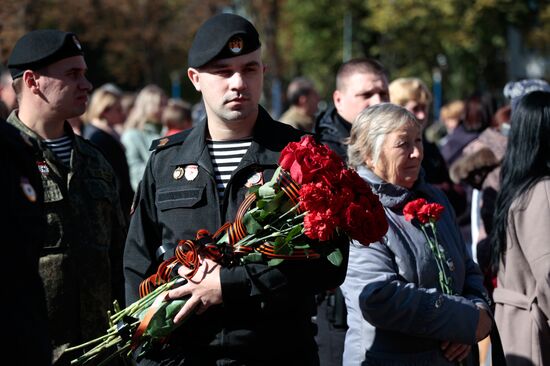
7;111;126;365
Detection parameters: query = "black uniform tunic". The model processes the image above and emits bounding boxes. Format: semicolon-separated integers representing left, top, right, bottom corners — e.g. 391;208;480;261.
124;107;349;365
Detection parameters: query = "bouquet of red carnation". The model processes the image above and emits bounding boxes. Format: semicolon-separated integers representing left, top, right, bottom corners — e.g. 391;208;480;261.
403;198;453;294
68;135;388;365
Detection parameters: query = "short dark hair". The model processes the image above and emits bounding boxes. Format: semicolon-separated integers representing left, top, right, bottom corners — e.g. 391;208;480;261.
336;58;388;91
286;77;316;106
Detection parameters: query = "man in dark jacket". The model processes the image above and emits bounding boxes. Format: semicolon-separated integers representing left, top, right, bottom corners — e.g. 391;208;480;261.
313;57;389;366
123;13;348;365
314;58;389;160
1;119;51;365
6;30;126;365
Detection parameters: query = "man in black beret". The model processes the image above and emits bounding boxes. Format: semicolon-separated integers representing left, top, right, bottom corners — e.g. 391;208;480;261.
6;29;126;365
123;13;348;365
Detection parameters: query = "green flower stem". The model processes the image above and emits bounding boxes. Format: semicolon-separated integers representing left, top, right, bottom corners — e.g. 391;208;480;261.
97;343;132;366
236;225;299;247
111;280;175;323
69;280;177;365
429;222;453;294
65;331;118;352
426;222;463;366
419;225;451;295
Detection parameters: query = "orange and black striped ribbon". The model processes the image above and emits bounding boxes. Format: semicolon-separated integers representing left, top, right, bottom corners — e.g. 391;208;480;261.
227;193;256;245
257;242;320;259
276;169;301;209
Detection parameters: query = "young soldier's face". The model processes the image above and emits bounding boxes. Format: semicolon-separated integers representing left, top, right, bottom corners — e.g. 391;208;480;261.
188;49;265;125
37;55;92;120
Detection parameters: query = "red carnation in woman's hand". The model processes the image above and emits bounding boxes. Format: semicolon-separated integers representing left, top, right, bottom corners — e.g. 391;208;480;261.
403;198;427;222
403;198;445;224
402;198;452;296
417;203;445;224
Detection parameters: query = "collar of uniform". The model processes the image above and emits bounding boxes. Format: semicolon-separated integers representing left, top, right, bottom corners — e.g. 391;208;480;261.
7;111;97;164
7;110;77;146
6;110;42;143
168;105;304;168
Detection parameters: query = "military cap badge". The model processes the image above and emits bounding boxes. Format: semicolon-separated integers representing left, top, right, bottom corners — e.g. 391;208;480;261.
228;36;244;54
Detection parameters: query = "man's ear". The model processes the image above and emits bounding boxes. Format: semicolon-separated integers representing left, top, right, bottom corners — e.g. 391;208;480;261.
333;90;341;108
23;70;40;94
187;68;201;92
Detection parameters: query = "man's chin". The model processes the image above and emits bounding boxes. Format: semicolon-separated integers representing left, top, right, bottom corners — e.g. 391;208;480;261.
222;108;256;122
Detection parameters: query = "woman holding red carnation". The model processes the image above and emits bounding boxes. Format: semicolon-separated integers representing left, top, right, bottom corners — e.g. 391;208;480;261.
340;103;493;365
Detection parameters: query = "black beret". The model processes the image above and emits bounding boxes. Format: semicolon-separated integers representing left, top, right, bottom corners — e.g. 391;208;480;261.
7;29;84;79
188;13;261;68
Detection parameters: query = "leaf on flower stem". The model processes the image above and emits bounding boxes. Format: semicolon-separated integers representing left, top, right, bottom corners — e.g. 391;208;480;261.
256;191;286;220
268;258;285;266
327;248;343;267
258;181;276;198
292;242;311;250
243;212;262;234
273;237;292;255
145;297;190;338
241;252;263;264
285;225;303;241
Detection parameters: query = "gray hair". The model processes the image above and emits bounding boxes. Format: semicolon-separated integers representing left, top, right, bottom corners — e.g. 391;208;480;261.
347;103;420;168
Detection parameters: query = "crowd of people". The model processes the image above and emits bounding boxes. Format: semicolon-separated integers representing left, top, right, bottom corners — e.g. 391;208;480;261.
2;11;549;366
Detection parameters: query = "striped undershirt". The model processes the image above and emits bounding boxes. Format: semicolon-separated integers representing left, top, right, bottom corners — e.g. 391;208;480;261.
44;135;73;166
207;138;252;200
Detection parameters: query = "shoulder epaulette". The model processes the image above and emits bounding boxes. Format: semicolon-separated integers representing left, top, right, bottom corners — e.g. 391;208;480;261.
149;130;191;151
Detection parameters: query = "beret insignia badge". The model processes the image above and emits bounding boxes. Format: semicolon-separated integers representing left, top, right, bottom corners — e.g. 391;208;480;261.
228;36;244;54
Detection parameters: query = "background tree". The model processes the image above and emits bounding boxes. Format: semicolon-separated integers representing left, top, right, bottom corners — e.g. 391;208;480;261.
1;0;549;110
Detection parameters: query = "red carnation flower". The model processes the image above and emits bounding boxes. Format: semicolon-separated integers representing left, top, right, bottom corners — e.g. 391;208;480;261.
417;203;445;224
403;198;427;222
279;135;343;184
304;210;339;241
343;201;388;245
403;198;445;224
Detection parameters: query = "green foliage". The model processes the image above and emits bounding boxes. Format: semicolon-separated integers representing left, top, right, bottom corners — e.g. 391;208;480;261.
144;298;188;338
280;0;546;102
326;248;343;267
2;0;547;108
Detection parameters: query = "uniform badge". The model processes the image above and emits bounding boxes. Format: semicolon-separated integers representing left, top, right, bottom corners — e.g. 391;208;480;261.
173;167;184;180
20;177;37;202
158;138;170;147
73;35;82;50
228;36;244;54
245;171;264;188
37;161;49;176
184;165;199;181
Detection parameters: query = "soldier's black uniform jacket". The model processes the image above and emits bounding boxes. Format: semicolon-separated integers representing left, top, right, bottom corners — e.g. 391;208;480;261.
124;106;349;365
0;120;52;365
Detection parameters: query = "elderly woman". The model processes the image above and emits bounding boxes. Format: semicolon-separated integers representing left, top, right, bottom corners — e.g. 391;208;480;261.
341;103;492;365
